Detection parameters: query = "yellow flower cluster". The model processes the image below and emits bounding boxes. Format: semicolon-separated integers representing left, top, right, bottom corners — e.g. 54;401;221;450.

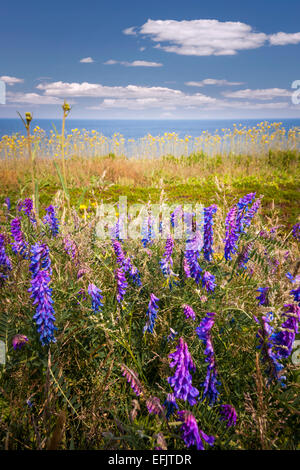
0;122;299;160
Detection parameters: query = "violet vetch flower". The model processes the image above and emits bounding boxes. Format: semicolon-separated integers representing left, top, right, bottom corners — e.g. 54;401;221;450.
115;267;128;303
203;204;217;261
160;236;177;288
112;239;126;267
143;293;160;334
163;393;179;419
219;404;237;427
141;216;155;247
224;206;239;261
237;241;254;270
177;411;215;450
242;198;261;229
257;312;285;386
4;197;11;211
292;222;300;241
167;337;199;406
183;304;196;321
28;243;56;346
63;237;79;264
128;265;142;287
43;205;59;237
12;334;28;350
256;287;269;306
0;233;12;282
184;249;202;284
11;218;28;258
272;304;300;359
146;396;163;416
88;283;103;314
18;198;36;224
121;364;143;396
167;328;178;342
196;312;220;405
202;271;216;293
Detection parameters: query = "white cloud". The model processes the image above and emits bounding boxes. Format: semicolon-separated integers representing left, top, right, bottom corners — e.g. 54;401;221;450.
269;32;300;45
0;75;24;85
79;57;94;63
104;59;162;67
6;92;63;105
135;19;268;56
186;79;243;87
103;59;118;65
125;19;300;56
123;26;137;36
223;88;292;100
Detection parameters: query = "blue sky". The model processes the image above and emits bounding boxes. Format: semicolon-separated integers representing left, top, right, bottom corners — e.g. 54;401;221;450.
1;0;300;119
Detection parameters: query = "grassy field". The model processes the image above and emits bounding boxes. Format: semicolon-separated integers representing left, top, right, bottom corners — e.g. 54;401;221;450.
0;119;300;450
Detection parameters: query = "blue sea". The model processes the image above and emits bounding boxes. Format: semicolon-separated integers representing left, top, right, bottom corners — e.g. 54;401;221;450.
0;118;300;139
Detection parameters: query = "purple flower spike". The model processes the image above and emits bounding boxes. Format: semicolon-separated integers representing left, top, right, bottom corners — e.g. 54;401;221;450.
144;293;160;334
177;411;215;450
146;396;163;416
196;312;220;405
43;205;59;237
28;243;56;346
115;267;128;303
64;237;79;264
292;222;300;241
121;364;143;397
167;337;199;406
183;304;196;321
224;206;239;261
163;393;179;419
12;334;28;350
219;404;237;427
88;283;104;313
203;204;217;261
257;312;286;386
11;218;28;259
272;304;300;359
0;233;12;282
18;198;36;224
202;271;216;293
256;287;269;306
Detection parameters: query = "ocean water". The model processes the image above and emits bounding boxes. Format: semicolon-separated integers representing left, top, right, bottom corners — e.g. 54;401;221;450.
0;118;300;139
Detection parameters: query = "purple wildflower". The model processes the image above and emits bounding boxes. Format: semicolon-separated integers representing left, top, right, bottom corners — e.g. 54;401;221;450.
112;239;126;266
144;293;160;334
28;243;56;346
183;304;196;321
167;328;178;342
88;283;104;313
0;233;12;282
115;267;128;303
12;334;28;350
43;205;59;237
196;312;220;405
292;222;300;241
141;216;155;247
128;264;142;287
256;287;269;306
4;198;11;211
224;206;239;261
160;236;177;288
146;396;163;416
202;271;216;293
63;237;79;264
242;198;261;229
18;198;36;224
272;304;300;359
203;204;217;261
163;393;179;419
167;337;199;406
177;411;215;450
11;218;28;258
237;241;254;270
219;404;237;427
121;364;143;396
257;312;285;386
